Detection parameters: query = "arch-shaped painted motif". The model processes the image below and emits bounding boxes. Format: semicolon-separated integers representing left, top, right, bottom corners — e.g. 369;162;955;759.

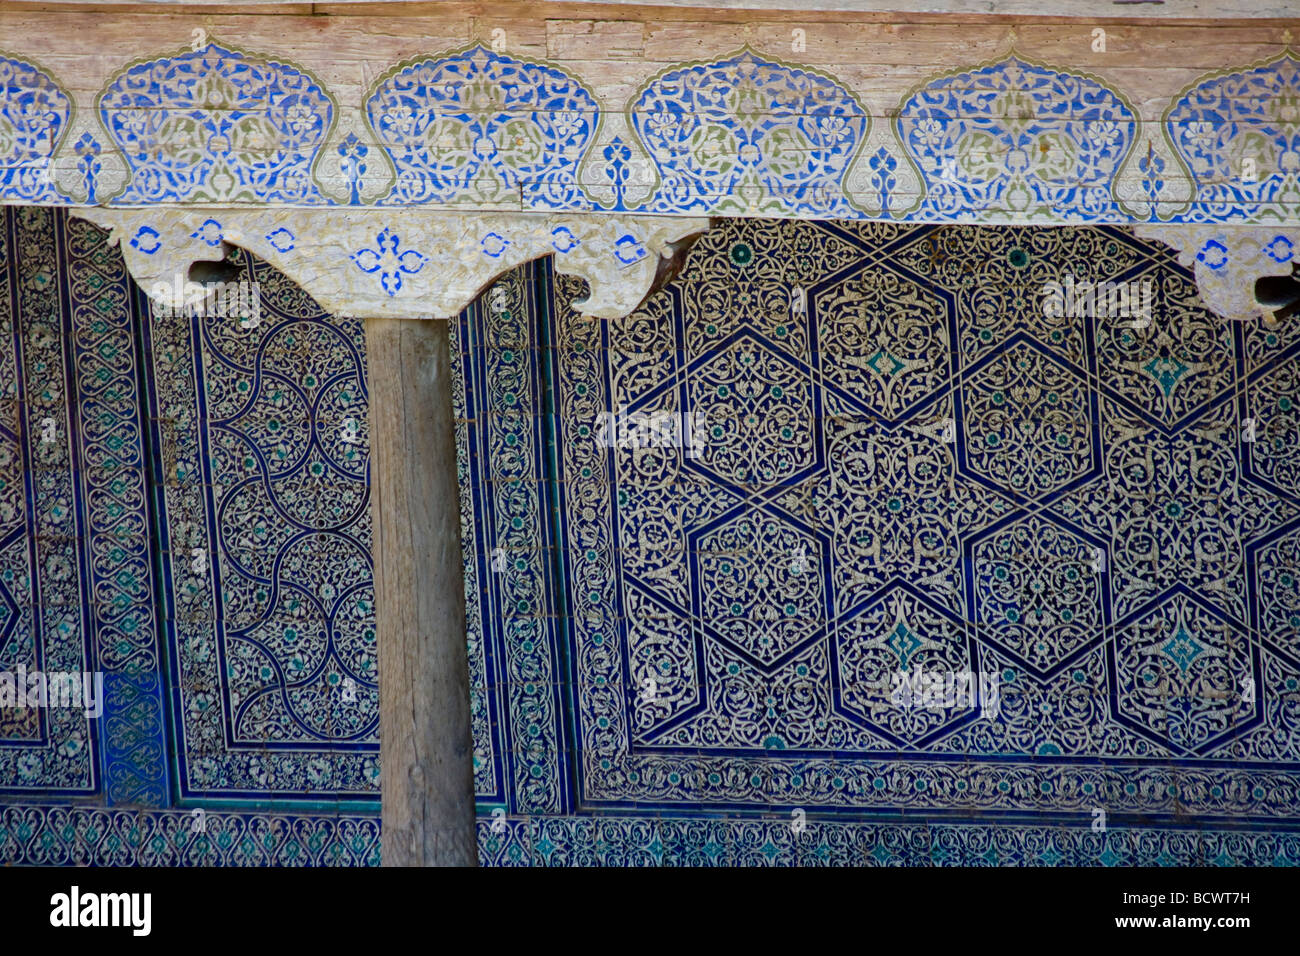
0;52;73;203
98;43;336;205
630;49;869;218
365;45;600;211
0;38;1294;230
897;55;1137;223
1165;53;1300;223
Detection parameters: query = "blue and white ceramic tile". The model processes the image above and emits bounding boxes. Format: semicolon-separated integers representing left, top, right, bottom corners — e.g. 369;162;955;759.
0;207;165;803
2;45;1298;223
533;219;1300;830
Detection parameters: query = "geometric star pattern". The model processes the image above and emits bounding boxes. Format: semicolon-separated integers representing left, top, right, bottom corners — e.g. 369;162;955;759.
550;218;1300;816
6;210;1300;866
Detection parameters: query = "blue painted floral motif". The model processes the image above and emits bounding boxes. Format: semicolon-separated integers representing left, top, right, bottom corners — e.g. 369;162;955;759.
600;136;633;210
190;218;224;245
480;232;510;258
1198;238;1230;270
898;57;1136;221
1;45;1297;223
351;227;426;295
1166;54;1300;222
129;225;161;255
550;226;579;254
98;44;334;204
632;50;868;216
74;133;101;204
366;45;598;210
1137;140;1167;209
265;227;295;253
612;233;646;265
1265;234;1295;262
866;147;899;215
0;55;71;203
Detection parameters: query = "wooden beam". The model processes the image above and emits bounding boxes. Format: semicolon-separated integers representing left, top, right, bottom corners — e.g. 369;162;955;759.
365;316;477;867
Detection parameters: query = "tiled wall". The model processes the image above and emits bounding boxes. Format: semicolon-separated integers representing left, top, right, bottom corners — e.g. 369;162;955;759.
0;207;377;864
468;220;1300;864
3;209;1300;865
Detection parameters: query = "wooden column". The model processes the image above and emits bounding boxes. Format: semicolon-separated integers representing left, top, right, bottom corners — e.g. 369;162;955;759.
365;317;477;867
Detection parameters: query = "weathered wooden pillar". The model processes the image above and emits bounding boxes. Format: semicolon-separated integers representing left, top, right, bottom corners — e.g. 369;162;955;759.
365;317;476;867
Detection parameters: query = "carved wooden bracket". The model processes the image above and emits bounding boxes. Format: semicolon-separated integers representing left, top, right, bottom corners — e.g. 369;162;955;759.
1137;224;1300;322
73;208;711;320
77;207;1290;327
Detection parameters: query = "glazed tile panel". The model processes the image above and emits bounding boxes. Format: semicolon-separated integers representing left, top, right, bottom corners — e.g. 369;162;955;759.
0;209;501;812
2;804;1298;866
0;805;380;865
477;817;1300;866
0;207;167;804
544;219;1300;820
0;209;504;811
455;270;562;811
2;44;1300;223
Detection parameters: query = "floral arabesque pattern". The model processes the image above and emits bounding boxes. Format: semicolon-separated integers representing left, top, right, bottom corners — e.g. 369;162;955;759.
898;57;1136;222
548;218;1300;818
143;246;381;798
632;51;868;217
366;45;598;210
1166;53;1300;223
0;54;71;203
99;44;334;204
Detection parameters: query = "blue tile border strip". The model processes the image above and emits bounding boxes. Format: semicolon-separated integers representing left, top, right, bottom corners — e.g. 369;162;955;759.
460;268;567;813
0;207;100;797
